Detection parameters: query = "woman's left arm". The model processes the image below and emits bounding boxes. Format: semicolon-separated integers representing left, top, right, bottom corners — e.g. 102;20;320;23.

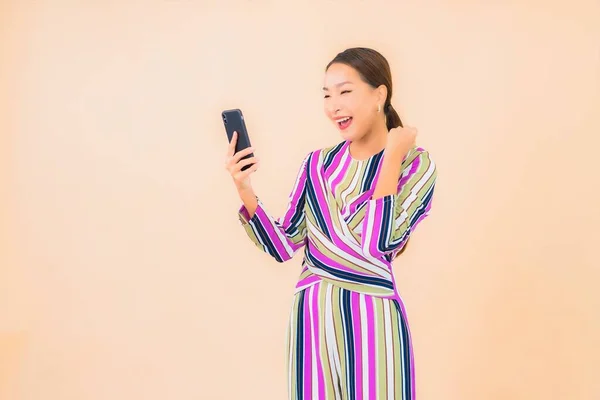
362;128;437;258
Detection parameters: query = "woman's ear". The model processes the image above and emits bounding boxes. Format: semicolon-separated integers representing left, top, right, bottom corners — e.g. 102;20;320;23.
376;84;388;105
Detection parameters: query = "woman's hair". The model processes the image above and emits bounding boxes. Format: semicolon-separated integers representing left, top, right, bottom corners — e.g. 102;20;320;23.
326;47;403;130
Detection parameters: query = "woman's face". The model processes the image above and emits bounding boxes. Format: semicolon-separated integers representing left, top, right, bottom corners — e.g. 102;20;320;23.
323;63;384;142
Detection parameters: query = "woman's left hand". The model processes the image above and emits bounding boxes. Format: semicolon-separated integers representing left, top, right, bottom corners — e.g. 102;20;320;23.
386;126;417;156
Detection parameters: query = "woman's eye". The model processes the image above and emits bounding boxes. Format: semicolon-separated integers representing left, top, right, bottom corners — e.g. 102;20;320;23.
324;91;350;98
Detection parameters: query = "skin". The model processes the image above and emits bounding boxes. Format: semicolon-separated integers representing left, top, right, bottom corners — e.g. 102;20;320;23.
225;62;418;218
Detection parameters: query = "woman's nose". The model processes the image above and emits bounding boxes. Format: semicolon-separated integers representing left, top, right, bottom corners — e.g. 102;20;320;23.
329;103;341;115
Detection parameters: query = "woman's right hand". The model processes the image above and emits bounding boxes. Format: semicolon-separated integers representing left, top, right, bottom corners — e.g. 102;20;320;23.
225;131;260;192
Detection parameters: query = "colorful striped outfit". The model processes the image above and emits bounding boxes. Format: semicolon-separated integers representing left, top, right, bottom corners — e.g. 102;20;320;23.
238;140;437;399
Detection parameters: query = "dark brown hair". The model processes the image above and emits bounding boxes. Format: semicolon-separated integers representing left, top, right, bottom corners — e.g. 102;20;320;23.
326;47;403;130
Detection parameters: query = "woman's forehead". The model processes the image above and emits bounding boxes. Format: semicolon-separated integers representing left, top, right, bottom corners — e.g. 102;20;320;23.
323;63;361;89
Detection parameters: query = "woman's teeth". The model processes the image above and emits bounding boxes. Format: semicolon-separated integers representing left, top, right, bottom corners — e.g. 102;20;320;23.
337;117;353;130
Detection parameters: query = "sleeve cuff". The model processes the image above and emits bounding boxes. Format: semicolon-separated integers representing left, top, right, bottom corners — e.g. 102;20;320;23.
238;198;264;226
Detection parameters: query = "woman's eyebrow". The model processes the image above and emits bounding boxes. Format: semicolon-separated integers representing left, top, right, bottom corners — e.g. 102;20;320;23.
322;81;353;91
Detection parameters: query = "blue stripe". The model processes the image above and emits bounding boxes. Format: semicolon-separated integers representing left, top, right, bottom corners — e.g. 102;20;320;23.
323;142;345;172
377;195;394;253
361;150;383;192
295;290;305;399
250;216;285;263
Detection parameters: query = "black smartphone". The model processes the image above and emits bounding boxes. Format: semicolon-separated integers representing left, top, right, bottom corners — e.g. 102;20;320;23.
222;108;254;171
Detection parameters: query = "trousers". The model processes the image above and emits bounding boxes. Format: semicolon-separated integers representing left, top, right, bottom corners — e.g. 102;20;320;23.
286;279;415;400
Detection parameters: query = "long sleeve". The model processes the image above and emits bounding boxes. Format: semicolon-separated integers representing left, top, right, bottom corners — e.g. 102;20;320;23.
361;149;437;259
237;153;310;263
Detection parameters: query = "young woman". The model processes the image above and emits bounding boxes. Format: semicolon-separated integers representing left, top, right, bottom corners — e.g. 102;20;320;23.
225;47;437;400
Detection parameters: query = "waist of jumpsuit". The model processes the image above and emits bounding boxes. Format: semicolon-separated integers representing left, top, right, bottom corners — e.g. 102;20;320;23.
293;243;399;299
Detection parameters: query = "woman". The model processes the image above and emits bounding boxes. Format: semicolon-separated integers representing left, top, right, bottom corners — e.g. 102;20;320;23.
225;47;437;400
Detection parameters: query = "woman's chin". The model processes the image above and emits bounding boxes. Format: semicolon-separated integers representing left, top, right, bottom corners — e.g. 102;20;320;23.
339;127;360;142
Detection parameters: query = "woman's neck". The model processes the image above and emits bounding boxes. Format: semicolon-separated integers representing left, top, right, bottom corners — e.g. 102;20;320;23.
348;121;388;161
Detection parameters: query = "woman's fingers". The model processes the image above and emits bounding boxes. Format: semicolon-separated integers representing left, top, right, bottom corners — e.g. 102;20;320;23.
238;156;258;168
226;153;258;173
234;159;260;181
226;131;238;157
232;146;255;163
225;146;254;169
229;156;258;174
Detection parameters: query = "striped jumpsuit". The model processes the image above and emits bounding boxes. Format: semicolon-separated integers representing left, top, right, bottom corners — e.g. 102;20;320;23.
238;140;437;400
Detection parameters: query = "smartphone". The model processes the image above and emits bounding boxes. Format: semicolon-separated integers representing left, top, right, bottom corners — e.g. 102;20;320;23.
222;108;254;171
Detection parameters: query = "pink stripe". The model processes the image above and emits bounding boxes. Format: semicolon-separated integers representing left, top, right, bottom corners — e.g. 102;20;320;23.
347;189;373;216
288;240;304;254
303;285;312;396
254;205;289;259
366;295;377;399
367;198;386;256
310;283;326;398
329;144;351;194
238;204;251;221
295;280;320;294
351;291;363;399
295;274;321;290
397;155;421;189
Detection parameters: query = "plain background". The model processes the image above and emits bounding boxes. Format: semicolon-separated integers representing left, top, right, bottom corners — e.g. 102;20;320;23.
1;1;599;399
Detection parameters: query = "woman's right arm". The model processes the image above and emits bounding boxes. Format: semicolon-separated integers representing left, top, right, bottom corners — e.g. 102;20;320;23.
237;186;258;219
225;132;310;263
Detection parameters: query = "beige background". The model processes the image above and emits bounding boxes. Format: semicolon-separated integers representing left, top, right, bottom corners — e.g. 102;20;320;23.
1;1;599;399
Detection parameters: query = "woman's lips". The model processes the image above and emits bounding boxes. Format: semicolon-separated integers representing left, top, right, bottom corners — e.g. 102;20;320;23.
336;116;353;130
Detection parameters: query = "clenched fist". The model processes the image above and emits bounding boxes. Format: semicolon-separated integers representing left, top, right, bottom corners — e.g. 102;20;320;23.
386;126;418;155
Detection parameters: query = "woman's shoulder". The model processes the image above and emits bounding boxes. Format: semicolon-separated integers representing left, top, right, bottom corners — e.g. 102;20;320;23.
403;146;437;178
406;145;434;162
